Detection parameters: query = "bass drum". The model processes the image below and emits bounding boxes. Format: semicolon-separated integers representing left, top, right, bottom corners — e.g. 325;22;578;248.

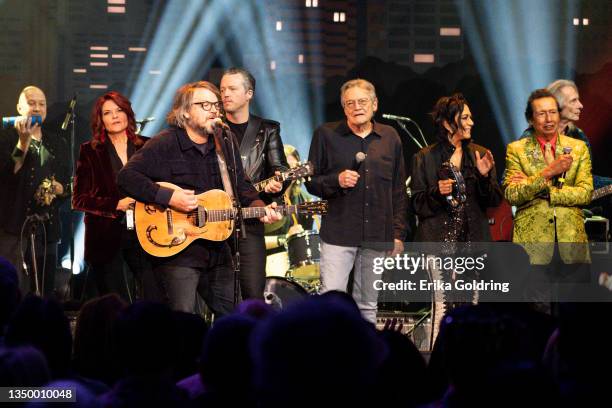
265;251;290;277
264;277;307;310
286;231;321;280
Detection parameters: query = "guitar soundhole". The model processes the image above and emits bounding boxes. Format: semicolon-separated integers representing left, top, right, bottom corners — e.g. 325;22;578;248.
146;225;186;248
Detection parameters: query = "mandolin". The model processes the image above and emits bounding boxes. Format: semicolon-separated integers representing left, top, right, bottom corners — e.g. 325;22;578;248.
34;176;60;206
135;182;327;257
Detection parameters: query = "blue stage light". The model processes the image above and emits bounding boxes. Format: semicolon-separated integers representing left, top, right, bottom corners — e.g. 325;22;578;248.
458;0;578;142
128;0;322;156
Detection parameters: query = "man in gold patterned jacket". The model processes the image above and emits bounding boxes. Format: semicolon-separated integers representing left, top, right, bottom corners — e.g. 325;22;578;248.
503;88;593;268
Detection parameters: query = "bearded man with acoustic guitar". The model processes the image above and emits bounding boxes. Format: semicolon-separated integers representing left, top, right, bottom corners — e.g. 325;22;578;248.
118;81;281;315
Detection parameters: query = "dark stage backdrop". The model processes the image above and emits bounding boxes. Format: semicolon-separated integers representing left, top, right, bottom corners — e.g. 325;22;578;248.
1;0;610;260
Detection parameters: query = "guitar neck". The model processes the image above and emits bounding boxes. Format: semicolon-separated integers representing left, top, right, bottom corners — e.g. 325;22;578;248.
241;205;296;219
204;205;296;221
254;175;284;192
253;162;313;192
592;184;612;201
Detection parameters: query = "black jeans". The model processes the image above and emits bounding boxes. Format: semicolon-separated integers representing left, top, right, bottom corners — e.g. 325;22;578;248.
154;243;234;316
90;247;158;303
88;228;159;303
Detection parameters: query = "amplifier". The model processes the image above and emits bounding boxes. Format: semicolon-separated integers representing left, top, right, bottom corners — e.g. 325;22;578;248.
376;311;433;351
585;216;609;254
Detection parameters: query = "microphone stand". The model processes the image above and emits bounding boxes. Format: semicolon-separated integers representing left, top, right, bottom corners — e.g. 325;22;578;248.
391;119;427;149
28;217;41;296
23;214;49;297
219;128;246;307
64;102;77;300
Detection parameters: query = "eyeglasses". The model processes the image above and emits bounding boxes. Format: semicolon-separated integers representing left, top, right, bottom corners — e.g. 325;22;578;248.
193;100;221;111
534;109;558;119
343;98;371;110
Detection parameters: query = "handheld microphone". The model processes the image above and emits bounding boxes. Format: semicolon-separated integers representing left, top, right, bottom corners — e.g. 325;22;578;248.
344;152;366;193
61;94;77;131
2;115;42;129
352;151;366;171
213;117;230;130
382;113;412;122
557;146;572;188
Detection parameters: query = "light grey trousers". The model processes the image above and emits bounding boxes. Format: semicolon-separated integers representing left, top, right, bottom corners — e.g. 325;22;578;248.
319;240;384;324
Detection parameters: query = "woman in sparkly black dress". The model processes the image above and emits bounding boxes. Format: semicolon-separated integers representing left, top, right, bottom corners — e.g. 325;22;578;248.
410;93;503;324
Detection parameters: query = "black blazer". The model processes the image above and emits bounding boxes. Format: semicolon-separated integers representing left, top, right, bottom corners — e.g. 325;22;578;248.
0;127;70;241
410;140;503;242
72;136;147;263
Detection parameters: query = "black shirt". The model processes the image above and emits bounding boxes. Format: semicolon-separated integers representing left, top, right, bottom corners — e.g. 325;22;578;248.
117;126;262;267
105;138;142;249
0;127;70;241
306;120;408;247
105;138;137;178
228;121;248;147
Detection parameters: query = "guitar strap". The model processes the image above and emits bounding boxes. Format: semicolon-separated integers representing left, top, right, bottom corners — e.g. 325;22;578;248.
212;129;235;200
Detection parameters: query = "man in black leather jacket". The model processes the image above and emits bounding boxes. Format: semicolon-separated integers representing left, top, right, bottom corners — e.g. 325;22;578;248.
220;67;289;299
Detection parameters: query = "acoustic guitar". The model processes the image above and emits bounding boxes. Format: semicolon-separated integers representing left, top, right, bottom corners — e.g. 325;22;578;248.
135;182;327;257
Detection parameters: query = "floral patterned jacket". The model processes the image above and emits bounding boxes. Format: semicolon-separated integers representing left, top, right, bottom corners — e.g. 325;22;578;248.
503;134;593;265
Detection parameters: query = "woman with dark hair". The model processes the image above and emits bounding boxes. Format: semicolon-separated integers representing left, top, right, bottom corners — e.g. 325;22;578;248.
73;91;154;301
410;94;503;330
411;93;502;242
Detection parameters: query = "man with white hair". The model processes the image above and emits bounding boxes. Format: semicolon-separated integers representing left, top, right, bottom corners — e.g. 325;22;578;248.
0;85;70;296
306;78;407;323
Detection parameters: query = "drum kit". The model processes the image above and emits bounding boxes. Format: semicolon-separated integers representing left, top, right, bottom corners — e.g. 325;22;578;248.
264;230;321;309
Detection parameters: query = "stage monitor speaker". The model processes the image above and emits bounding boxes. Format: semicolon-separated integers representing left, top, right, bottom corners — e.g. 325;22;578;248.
376;312;433;351
585;216;609;254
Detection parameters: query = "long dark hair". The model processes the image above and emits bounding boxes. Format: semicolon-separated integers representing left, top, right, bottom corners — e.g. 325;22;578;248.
431;93;467;142
90;91;141;148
